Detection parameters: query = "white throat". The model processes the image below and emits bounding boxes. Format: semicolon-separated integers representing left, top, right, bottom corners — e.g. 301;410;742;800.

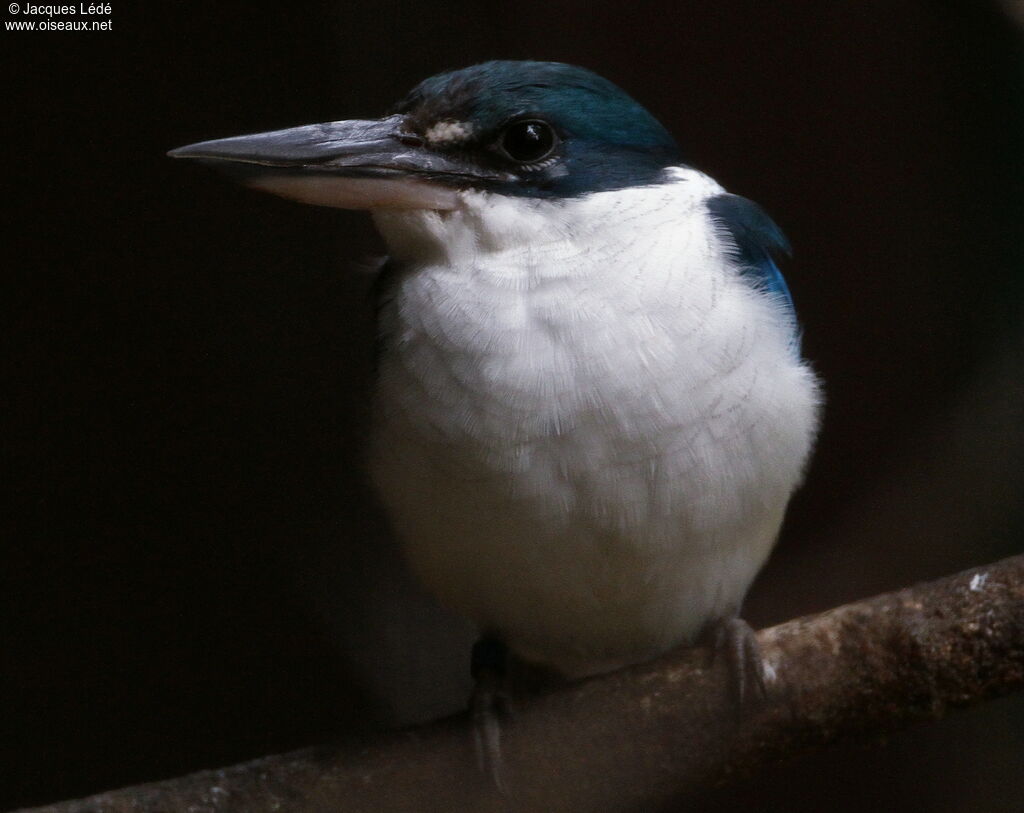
372;167;722;274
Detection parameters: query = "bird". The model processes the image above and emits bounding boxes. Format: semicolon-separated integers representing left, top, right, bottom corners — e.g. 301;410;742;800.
170;59;821;756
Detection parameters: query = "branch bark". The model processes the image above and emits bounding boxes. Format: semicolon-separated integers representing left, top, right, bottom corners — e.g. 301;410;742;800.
22;555;1024;813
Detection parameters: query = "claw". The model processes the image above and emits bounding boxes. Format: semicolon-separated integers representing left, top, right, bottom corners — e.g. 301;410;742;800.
708;617;768;709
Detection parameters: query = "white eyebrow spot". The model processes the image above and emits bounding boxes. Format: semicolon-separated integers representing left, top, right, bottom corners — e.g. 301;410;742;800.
424;120;475;146
969;572;989;592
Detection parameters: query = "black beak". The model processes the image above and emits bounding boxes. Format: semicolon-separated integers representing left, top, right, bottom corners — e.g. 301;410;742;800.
169;115;500;210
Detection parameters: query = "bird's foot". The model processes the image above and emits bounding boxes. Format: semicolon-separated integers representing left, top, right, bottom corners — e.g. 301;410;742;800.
470;637;511;794
705;617;768;709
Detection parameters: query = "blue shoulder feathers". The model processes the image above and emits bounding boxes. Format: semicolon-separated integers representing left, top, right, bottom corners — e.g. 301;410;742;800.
706;193;801;351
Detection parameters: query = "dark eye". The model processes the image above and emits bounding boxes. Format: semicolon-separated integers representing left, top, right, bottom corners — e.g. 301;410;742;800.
499;120;557;163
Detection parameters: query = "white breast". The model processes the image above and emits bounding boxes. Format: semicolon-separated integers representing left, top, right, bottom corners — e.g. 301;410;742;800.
369;170;821;678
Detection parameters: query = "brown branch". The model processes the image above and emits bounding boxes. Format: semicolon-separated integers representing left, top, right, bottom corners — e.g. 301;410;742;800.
21;555;1024;813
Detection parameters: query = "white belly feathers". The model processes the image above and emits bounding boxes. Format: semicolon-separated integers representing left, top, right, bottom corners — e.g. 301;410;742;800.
369;170;821;677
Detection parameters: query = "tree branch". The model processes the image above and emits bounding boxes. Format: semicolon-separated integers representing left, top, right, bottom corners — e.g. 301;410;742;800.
22;555;1024;813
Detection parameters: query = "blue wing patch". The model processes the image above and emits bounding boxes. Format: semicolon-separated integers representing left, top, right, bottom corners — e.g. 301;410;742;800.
706;193;801;352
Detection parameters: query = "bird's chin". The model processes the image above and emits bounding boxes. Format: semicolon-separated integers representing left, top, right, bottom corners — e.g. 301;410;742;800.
244;173;461;211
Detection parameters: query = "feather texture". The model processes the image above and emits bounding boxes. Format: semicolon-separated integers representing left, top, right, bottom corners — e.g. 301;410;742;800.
369;169;821;678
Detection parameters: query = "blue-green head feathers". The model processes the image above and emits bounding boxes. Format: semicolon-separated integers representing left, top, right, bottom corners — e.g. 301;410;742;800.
392;61;682;197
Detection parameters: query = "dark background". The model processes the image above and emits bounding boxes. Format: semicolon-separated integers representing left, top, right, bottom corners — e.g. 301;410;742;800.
5;1;1023;810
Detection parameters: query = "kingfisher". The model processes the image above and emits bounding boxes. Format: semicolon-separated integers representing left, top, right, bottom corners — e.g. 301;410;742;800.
170;60;821;739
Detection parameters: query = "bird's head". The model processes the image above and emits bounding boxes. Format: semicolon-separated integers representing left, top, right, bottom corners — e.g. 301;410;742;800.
169;61;682;212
